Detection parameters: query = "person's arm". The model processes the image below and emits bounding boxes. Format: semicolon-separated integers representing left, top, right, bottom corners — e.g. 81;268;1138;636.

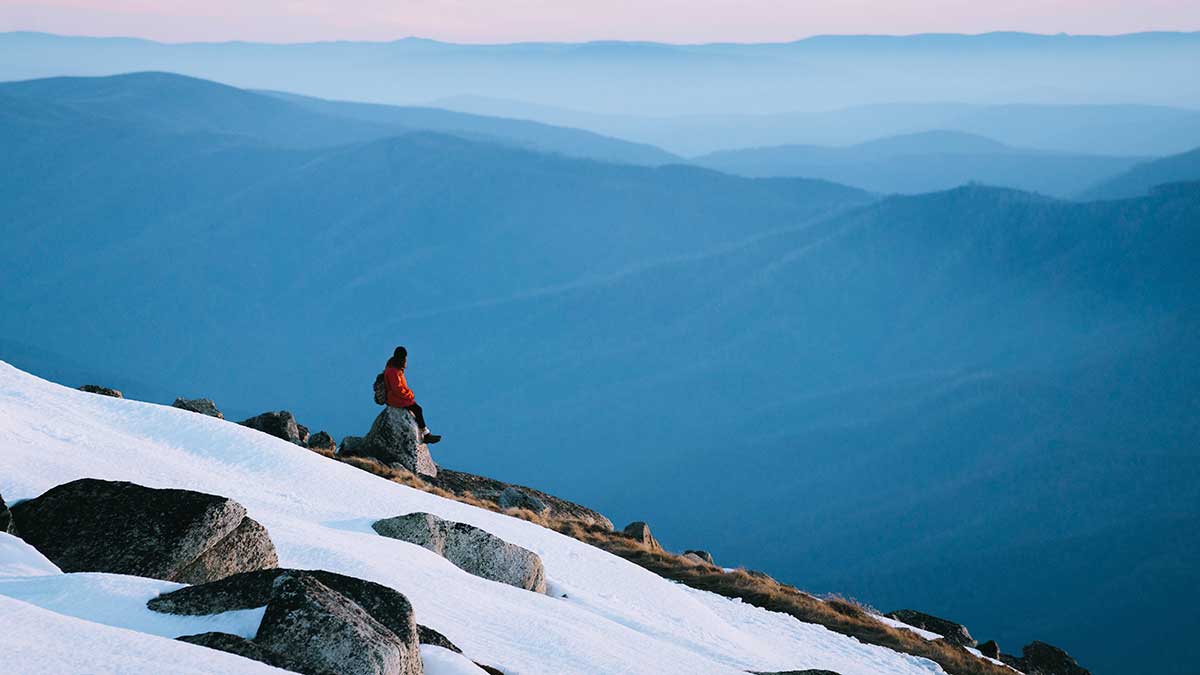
397;371;415;402
387;368;415;404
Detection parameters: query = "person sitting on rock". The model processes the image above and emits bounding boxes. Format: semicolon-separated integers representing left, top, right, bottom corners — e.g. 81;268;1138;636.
384;346;441;444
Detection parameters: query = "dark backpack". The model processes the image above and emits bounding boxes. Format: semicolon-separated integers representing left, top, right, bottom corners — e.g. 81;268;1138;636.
373;372;387;405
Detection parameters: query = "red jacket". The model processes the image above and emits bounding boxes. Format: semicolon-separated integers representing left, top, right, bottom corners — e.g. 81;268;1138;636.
383;365;415;408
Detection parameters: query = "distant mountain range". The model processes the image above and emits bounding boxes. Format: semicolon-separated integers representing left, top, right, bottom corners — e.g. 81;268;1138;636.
0;71;677;166
437;96;1200;157
1080;147;1200;200
2;30;1198;116
691;130;1144;196
2;72;1198;675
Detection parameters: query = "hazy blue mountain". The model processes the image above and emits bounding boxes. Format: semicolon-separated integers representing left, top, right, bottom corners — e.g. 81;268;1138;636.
1080;147;1200;200
2;30;1198;116
2;74;1197;675
692;131;1143;196
437;96;1200;156
0;71;393;148
261;89;678;164
0;71;677;164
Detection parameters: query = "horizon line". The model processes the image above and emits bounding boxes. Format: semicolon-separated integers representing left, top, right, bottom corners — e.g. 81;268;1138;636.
4;28;1200;49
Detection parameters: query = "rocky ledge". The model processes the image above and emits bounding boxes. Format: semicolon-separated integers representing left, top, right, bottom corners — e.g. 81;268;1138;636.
429;468;611;530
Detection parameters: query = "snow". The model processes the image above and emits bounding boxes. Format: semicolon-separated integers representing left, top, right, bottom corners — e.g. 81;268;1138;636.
0;572;267;640
0;595;287;675
0;532;61;577
0;361;945;675
966;647;1020;671
875;613;945;641
420;645;490;674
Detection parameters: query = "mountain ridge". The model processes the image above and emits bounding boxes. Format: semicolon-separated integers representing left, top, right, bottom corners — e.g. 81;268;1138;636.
3;30;1196;115
691;130;1143;195
0;71;680;164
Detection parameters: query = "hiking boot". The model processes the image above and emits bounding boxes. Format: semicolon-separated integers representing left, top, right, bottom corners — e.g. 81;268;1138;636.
423;433;442;444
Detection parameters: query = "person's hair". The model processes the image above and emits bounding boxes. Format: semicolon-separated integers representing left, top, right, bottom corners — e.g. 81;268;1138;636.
387;345;407;369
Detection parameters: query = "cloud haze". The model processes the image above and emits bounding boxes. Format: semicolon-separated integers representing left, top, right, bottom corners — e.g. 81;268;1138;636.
2;0;1199;43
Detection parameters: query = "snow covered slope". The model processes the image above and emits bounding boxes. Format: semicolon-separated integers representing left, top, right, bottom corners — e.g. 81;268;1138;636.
0;361;943;674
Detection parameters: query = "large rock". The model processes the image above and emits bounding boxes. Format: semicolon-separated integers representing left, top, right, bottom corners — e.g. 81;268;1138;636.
622;521;661;550
497;487;548;515
1001;641;1091;675
241;410;304;445
350;407;437;478
173;397;224;419
373;512;546;593
175;516;279;584
0;491;10;533
430;469;611;529
177;632;286;668
885;609;974;648
296;424;311;446
9;478;277;583
256;572;419;675
78;384;123;398
976;639;1001;659
683;549;715;565
308;431;337;453
339;435;366;456
148;569;416;644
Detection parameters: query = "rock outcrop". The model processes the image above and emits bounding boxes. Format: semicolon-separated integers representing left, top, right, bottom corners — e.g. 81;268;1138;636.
150;568;422;675
9;478;277;583
241;410;304;445
175;516;279;584
78;384;123;398
976;639;1000;659
430;469;611;529
0;491;11;533
342;407;437;478
339;435;366;456
340;432;362;454
307;431;337;453
177;632;286;668
622;521;661;550
683;550;715;565
753;667;840;672
885;609;974;648
752;671;843;675
256;573;417;675
497;486;549;515
296;424;311;446
1000;641;1091;675
417;625;461;653
373;512;546;593
173;397;224;419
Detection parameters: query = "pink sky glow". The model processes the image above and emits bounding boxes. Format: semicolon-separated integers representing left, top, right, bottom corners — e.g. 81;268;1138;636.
1;0;1198;44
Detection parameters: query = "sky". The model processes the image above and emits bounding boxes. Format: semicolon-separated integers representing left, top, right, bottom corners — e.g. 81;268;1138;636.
1;0;1199;44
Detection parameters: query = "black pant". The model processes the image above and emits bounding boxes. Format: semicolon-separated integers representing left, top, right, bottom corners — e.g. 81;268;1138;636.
403;403;427;430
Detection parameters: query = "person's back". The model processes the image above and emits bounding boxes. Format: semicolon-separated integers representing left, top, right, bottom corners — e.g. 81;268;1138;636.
383;346;441;444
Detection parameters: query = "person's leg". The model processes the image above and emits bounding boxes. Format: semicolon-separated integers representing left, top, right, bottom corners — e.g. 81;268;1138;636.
405;402;441;444
404;403;426;430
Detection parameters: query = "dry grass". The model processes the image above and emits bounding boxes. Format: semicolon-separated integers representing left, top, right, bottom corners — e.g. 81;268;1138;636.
552;522;1012;675
313;448;1009;675
316;451;556;526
